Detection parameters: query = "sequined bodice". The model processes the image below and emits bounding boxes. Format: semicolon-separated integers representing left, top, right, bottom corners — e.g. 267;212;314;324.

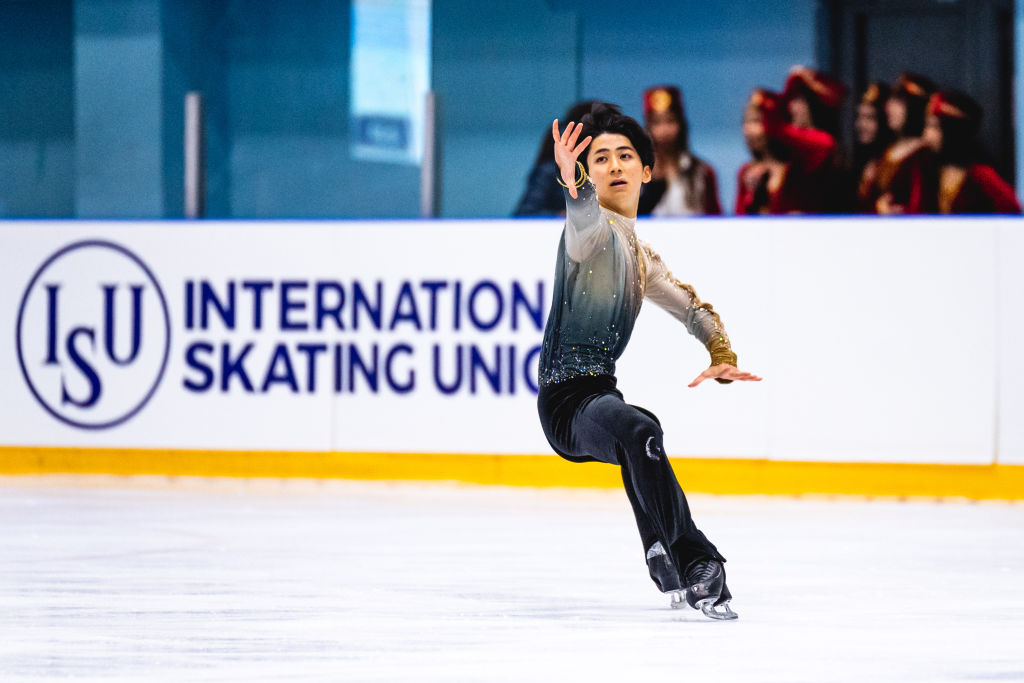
539;184;643;385
538;181;734;387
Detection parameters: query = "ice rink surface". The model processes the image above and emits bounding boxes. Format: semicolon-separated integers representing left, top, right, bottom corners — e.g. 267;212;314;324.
1;476;1022;682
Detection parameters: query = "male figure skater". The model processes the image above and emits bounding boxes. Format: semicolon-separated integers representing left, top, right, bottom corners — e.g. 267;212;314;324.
537;103;761;620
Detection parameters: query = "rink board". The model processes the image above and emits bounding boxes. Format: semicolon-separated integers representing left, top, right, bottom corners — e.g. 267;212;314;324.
1;446;1022;501
1;218;1022;498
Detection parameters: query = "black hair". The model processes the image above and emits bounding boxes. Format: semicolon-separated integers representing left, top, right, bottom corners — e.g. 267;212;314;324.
578;101;655;173
935;91;985;166
891;73;937;138
789;81;842;139
853;81;895;176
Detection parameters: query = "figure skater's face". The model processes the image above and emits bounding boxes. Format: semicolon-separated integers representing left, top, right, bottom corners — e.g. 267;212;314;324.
922;113;943;152
787;95;813;129
646;110;680;149
855;102;879;145
586;133;652;218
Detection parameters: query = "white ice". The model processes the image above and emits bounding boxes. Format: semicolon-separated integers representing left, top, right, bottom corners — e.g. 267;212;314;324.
1;476;1022;682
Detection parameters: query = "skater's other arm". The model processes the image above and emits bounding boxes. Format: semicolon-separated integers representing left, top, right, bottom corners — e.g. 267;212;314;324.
553;120;609;261
641;242;762;387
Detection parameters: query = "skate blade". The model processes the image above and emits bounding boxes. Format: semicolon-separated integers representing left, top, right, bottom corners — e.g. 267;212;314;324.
698;599;738;621
668;590;686;610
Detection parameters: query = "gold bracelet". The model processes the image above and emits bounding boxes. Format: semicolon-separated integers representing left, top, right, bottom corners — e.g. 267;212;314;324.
556;160;588;189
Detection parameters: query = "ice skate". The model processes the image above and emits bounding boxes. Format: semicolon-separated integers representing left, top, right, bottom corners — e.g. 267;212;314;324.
681;557;738;620
646;542;690;610
646;541;683;593
648;543;734;617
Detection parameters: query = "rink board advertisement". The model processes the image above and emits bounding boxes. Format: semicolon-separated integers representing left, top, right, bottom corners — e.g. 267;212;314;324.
1;218;1023;485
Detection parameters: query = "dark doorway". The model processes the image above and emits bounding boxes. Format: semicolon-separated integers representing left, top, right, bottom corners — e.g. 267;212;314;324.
823;0;1015;186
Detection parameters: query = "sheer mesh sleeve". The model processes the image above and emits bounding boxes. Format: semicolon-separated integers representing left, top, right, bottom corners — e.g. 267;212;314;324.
562;180;612;262
640;241;737;375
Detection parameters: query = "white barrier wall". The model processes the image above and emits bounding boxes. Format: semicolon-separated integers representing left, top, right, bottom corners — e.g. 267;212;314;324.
1;218;1020;465
998;223;1024;465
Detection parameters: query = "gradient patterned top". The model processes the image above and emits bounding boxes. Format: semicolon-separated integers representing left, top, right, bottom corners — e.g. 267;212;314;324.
538;181;736;386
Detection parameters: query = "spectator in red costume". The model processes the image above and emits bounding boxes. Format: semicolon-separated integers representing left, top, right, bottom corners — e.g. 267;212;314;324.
782;66;850;211
853;81;895;212
861;73;939;214
783;66;848;139
923;91;1021;214
638;85;721;216
736;88;836;215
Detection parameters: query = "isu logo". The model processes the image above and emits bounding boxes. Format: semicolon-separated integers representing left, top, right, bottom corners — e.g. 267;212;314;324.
16;240;171;430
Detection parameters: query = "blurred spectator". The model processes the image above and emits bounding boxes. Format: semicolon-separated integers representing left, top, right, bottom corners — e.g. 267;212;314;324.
514;100;597;216
637;85;721;216
853;81;895;212
783;66;848;139
782;66;851;212
861;73;939;214
923;91;1021;214
735;88;837;214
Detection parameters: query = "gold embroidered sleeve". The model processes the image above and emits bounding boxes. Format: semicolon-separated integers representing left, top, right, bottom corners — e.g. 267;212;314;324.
640;241;738;383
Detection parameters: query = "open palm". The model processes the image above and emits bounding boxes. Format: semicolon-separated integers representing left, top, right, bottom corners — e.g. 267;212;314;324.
689;364;763;388
552;119;592;198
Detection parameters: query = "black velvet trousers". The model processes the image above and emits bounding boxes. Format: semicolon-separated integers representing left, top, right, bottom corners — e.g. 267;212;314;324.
537;374;724;572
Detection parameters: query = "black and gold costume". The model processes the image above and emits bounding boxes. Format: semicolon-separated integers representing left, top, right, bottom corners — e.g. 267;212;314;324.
537;179;736;577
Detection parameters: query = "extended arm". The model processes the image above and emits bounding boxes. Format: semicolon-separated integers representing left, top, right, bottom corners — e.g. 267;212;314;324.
641;241;761;387
553;119;610;261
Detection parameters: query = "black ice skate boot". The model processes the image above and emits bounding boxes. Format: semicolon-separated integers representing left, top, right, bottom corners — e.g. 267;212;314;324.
682;557;738;620
645;541;685;607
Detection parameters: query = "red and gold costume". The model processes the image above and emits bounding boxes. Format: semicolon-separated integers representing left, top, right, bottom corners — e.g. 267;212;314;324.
736;89;837;215
938;165;1021;214
782;67;848;136
929;92;1022;215
866;139;938;214
859;74;938;214
853;82;895;213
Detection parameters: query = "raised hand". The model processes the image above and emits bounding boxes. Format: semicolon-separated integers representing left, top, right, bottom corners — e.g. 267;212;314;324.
552;119;593;199
688;364;763;388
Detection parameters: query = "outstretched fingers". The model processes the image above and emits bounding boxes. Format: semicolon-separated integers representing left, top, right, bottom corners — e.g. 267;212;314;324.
554;120;588;150
565;121;584;148
552;119;591;198
558;120;576;146
573;134;593;158
688;366;764;388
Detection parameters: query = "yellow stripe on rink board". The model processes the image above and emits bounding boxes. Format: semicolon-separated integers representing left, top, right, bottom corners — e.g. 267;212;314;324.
0;446;1022;500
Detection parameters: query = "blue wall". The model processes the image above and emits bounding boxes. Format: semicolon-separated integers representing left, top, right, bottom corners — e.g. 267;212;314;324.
432;0;581;218
432;0;816;216
0;0;890;218
221;0;421;218
161;0;230;218
0;0;818;218
0;0;75;217
74;0;166;217
226;0;421;218
577;0;817;215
